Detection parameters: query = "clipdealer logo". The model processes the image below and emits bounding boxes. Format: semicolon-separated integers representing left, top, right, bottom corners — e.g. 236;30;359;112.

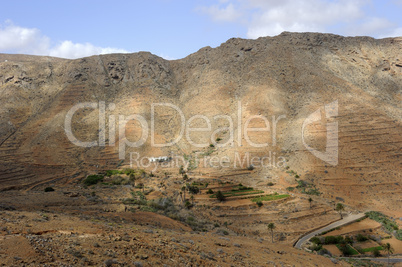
63;100;338;168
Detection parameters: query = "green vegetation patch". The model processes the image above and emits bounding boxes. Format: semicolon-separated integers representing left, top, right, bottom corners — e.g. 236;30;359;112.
366;211;402;240
336;244;359;256
83;174;104;186
361;246;383;253
251;194;290;202
209;190;264;198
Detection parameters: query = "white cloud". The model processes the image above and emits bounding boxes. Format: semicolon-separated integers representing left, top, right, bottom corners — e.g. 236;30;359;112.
49;41;129;59
199;3;242;22
199;0;402;38
245;0;366;38
390;27;402;37
158;53;177;60
379;27;402;38
346;17;395;37
0;21;130;59
0;21;50;55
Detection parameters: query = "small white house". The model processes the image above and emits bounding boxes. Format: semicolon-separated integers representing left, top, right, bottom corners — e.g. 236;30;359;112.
149;156;170;163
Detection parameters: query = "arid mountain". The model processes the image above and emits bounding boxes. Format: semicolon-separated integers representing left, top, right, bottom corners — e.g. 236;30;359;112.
0;32;401;215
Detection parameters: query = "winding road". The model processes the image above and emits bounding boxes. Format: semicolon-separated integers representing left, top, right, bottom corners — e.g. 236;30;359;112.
294;213;402;263
294;213;366;249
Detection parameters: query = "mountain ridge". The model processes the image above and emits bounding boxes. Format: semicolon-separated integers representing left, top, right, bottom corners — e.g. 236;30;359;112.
0;32;401;215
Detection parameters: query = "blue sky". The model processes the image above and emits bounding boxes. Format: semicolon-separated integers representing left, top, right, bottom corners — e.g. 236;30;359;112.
0;0;401;59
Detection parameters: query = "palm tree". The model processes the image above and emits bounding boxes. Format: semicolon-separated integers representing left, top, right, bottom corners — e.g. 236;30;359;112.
308;197;313;209
181;186;186;202
129;173;136;187
335;203;344;219
383;242;394;266
179;165;185;176
267;223;276;243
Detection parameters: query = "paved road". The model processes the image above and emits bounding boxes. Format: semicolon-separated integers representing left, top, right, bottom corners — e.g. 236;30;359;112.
341;257;402;263
294;213;366;249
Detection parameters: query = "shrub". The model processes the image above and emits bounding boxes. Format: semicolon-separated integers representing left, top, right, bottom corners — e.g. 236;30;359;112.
356;234;368;242
296;180;308;188
185;201;192;209
372;247;381;257
256;201;263;207
83;175;104;186
105;170;122;176
207;189;214;194
267;182;274;186
345;235;353;244
123;168;135;176
44;187;54;192
318;248;330;256
305;188;321;196
337;244;358;256
187;185;200;194
247;165;254;171
216;190;226;202
324;236;343;245
310;243;322;251
310;237;321;245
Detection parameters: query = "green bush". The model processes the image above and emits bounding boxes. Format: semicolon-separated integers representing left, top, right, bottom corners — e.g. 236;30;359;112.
216;190;226;202
256;201;263;207
105;170;122;176
372;247;381;257
310;243;322;251
345;235;353;244
267;182;274;186
310;237;321;245
207;189;214;194
317;248;329;256
296;180;308;188
305;188;321;196
356;234;368;242
83;175;104;186
44;187;55;192
324;236;344;245
185;201;192;209
187;184;200;194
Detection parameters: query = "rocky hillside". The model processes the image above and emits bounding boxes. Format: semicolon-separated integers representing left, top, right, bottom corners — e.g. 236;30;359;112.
0;32;401;213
